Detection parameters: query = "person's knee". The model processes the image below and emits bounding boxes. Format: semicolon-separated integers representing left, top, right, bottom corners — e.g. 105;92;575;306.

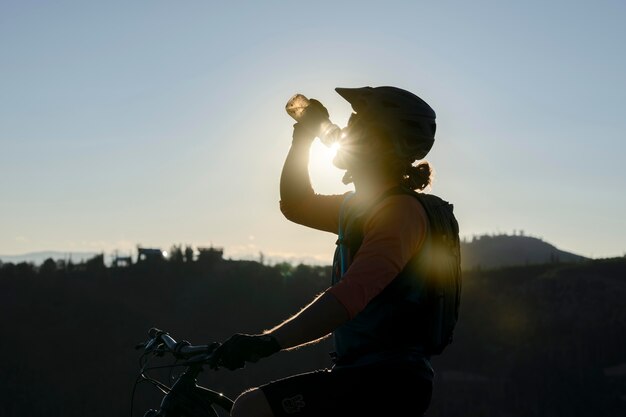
231;387;274;417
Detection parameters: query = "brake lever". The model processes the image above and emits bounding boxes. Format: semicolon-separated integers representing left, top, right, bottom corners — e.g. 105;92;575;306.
145;338;158;352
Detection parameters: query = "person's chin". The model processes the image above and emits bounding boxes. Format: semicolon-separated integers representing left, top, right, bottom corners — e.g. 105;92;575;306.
334;150;368;172
332;154;347;170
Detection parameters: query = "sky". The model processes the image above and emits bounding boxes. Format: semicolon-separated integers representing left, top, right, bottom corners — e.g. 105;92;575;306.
1;0;625;263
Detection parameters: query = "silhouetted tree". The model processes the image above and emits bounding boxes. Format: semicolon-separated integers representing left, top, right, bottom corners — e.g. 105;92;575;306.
40;257;57;276
274;262;294;278
16;261;36;277
184;245;194;263
85;253;105;272
0;262;15;277
198;247;223;266
169;244;184;264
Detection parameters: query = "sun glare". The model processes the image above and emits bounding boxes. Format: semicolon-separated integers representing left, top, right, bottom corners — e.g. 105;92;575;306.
305;139;348;193
309;140;339;172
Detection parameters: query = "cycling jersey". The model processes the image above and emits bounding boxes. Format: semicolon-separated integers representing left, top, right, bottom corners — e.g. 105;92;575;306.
280;189;428;316
328;193;428;318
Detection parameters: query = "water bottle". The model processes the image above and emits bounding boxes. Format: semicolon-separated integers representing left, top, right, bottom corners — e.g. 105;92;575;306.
285;93;342;147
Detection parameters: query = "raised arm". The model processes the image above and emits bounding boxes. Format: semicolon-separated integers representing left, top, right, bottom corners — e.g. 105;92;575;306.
279;123;343;234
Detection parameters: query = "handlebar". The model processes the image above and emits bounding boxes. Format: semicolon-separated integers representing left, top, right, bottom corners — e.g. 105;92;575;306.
138;327;218;362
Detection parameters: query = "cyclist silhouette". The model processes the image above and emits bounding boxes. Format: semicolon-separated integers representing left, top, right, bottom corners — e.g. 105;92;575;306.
210;86;459;416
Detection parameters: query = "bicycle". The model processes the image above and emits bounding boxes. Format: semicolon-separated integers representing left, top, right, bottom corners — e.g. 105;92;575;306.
132;327;235;417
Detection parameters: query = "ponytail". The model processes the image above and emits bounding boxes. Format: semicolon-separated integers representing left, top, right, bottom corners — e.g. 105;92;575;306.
401;161;433;191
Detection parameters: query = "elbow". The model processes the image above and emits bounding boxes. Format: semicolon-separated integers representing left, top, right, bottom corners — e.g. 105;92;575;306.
279;200;301;223
280;200;313;227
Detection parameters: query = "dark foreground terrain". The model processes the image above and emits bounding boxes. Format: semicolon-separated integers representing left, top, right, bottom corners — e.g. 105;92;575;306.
1;254;625;416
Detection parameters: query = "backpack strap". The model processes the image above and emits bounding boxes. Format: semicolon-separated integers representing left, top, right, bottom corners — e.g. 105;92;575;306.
337;192;356;277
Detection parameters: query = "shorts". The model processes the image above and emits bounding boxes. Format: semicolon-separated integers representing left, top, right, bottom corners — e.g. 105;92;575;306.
260;362;433;416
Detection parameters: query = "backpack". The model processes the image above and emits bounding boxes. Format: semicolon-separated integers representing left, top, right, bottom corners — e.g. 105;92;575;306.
413;192;462;355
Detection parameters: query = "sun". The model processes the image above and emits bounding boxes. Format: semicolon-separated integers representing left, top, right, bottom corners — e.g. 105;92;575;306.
309;140;339;172
307;140;348;193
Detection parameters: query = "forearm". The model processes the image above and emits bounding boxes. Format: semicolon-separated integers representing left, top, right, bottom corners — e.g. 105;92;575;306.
265;289;350;350
280;136;315;206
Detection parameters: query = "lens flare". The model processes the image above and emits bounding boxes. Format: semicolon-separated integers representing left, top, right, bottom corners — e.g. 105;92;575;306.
330;142;340;157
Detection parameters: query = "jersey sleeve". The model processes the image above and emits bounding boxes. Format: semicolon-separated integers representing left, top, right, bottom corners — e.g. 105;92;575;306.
280;193;347;234
328;195;428;319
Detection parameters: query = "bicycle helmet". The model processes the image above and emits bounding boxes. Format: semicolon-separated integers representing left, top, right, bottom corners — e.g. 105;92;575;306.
335;86;436;160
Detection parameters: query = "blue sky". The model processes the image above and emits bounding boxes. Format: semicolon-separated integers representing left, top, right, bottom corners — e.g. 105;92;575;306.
1;0;625;262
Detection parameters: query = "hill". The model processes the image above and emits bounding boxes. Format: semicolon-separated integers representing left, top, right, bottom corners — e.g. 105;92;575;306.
460;233;589;270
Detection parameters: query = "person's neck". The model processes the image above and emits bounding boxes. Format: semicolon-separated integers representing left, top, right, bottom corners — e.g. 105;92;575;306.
352;172;397;203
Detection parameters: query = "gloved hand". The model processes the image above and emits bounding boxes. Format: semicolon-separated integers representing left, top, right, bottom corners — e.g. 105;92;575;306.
209;333;281;371
303;98;330;122
292;98;330;143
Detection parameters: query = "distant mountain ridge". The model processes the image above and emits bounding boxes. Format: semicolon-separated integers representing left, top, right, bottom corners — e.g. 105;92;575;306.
461;234;588;270
0;251;98;265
